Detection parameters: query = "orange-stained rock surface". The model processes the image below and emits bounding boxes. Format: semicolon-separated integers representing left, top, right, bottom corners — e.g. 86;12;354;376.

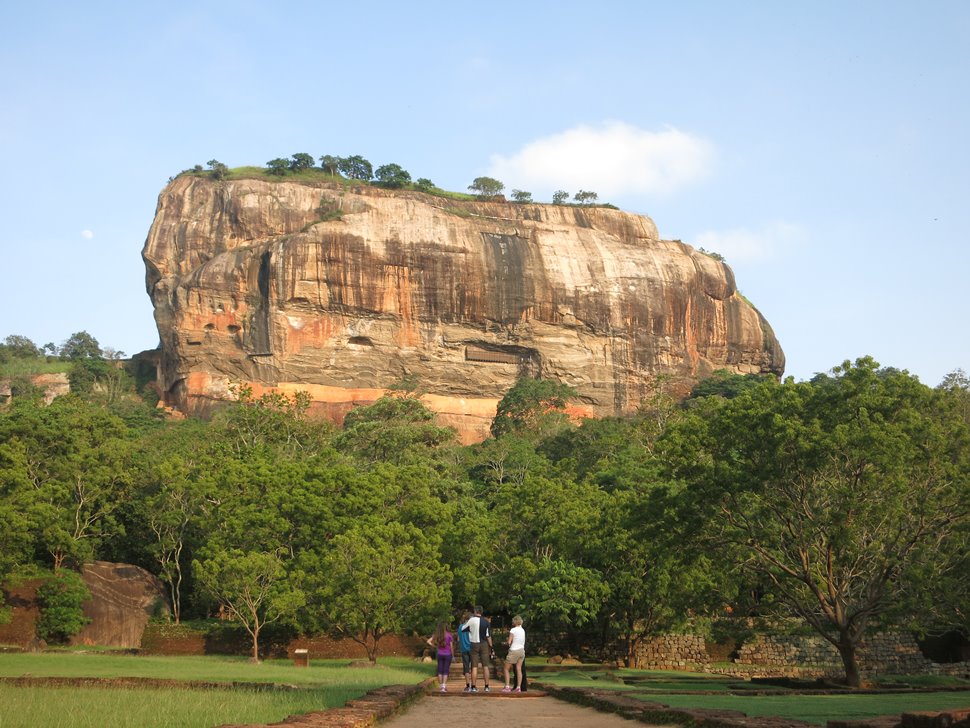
142;177;784;441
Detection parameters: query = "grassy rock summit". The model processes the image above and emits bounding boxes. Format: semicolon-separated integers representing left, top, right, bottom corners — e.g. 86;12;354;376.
142;175;784;441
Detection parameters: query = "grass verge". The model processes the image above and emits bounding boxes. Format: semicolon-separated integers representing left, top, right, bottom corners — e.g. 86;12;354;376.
0;653;432;728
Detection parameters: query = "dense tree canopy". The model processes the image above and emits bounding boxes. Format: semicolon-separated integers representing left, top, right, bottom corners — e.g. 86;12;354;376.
665;358;970;686
468;176;504;199
0;350;967;679
374;163;412;188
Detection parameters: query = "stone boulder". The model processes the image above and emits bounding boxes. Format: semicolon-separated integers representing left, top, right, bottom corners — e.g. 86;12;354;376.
71;561;169;648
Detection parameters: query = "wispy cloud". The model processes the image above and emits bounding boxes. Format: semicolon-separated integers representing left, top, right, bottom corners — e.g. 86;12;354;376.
488;121;715;199
693;221;806;263
80;230;94;240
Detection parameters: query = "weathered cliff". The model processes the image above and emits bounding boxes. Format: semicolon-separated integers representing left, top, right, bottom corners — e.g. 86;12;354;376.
143;176;783;442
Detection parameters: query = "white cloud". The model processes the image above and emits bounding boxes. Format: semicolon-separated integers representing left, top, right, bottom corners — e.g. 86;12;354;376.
487;121;715;199
80;230;94;240
692;221;807;263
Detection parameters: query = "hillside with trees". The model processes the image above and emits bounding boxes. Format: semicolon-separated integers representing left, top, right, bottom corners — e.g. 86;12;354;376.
1;335;968;684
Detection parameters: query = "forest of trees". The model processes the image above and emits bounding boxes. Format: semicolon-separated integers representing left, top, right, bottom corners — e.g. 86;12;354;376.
1;337;968;684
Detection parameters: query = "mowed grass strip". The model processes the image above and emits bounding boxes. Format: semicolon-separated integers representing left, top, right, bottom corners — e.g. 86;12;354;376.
0;652;430;686
0;653;433;728
640;691;970;725
536;669;970;725
0;684;349;728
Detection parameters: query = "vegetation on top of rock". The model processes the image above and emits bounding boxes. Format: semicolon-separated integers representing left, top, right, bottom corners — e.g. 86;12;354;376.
467;176;505;199
170;156;622;209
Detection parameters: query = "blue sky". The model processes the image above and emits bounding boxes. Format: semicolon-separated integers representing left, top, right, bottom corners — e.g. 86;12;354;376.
1;1;967;385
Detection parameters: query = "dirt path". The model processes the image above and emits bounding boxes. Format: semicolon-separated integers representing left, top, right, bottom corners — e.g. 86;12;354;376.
379;693;671;727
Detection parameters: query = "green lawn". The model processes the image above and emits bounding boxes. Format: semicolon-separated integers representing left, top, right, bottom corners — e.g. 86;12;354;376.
0;653;433;728
643;692;970;724
536;669;970;725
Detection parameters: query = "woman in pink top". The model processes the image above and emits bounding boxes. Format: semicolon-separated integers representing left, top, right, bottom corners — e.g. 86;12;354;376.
427;621;454;692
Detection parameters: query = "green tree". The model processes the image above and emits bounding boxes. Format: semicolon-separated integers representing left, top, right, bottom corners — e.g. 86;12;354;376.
670;358;970;687
574;190;598;205
36;570;91;643
311;521;450;662
141;449;209;624
552;190;570;205
2;335;41;359
319;155;341;175
289;153;315;172
207;159;229;181
266;158;290;176
687;369;773;401
60;331;101;360
0;396;132;571
195;548;304;661
468;176;504;199
212;385;328;457
414;177;435;192
510;190;533;203
490;377;577;439
374;163;412;189
334;394;456;465
337;155;373;181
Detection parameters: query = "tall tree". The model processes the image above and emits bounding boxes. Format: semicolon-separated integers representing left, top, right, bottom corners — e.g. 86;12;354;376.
491;377;577;439
311;521;450;662
0;395;132;571
289;153;315;171
60;331;101;360
319;155;341;175
468;176;504;199
337;155;373;181
266;158;290;176
194;547;304;662
374;163;412;188
670;358;970;686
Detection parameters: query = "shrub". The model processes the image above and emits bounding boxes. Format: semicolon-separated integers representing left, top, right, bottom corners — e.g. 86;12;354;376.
36;571;91;644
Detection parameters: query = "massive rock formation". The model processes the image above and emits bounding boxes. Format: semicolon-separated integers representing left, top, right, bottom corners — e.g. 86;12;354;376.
143;176;784;442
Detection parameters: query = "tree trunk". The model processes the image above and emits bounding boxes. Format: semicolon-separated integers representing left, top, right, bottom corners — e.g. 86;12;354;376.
251;626;261;663
836;635;862;688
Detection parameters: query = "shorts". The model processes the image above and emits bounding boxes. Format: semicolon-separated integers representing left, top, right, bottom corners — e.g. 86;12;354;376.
505;649;525;665
461;650;472;673
471;640;491;666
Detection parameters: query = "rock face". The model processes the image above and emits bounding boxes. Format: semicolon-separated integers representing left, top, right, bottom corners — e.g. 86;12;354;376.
71;561;169;648
143;176;784;442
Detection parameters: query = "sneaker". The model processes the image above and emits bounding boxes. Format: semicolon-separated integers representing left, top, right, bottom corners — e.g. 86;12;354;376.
502;686;512;692
469;686;478;693
484;685;491;692
441;686;447;692
513;687;521;693
463;685;471;692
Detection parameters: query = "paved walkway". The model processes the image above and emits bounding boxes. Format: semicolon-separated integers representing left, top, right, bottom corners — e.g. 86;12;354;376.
379;692;671;727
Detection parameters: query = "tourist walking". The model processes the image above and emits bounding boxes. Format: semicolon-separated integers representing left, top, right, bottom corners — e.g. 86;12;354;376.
457;610;473;691
467;605;493;692
426;621;453;692
502;615;526;692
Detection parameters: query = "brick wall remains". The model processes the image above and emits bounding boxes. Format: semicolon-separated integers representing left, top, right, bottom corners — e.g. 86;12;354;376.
633;634;710;670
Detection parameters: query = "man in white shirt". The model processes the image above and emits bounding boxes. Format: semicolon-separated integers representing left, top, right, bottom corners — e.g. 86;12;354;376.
467;605;493;691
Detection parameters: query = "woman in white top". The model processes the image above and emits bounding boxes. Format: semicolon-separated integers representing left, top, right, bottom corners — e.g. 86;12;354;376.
502;615;526;692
